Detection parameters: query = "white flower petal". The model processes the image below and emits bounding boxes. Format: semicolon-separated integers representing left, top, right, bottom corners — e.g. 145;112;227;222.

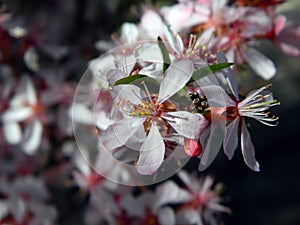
157;207;175;225
23;120;43;155
95;111;114;130
119;194;144;217
200;176;214;194
245;48;276;80
277;42;300;57
136;125;165;175
27;203;57;225
226;48;235;63
163;25;183;55
24;47;39;72
109;150;136;167
23;76;37;105
115;54;136;75
134;42;163;63
199;122;225;171
105;56;136;86
241;9;272;37
223;118;240;160
138;63;164;78
197;28;214;45
0;66;14;98
99;117;144;151
125;123;147;150
107;69;148;104
106;68;127;86
0;200;9;220
115;84;146;105
212;0;227;14
216;52;238;99
136;192;156;211
2;107;32;122
163;3;208;32
3;122;22;144
162;111;208;139
88;54;115;87
71;103;94;125
62;140;77;157
95;143;116;172
120;22;139;44
176;208;203;225
158;59;193;102
209;201;231;213
183;11;209;30
72;147;90;176
201;85;236;107
10;196;26;223
141;10;164;39
241;121;260;171
177;170;198;193
14;176;48;199
154;180;191;211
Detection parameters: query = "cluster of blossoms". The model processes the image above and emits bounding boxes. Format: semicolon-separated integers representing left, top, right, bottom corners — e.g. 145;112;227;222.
0;176;57;224
0;1;231;224
110;0;300;80
95;44;279;174
74;157;230;225
92;0;288;175
0;0;299;224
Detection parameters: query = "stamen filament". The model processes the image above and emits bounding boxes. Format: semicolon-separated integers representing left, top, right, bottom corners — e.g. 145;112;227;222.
242;100;278;110
239;84;272;108
141;81;156;109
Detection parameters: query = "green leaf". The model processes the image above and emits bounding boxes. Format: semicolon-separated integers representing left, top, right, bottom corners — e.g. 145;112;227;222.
114;74;159;88
114;74;148;86
157;36;171;73
190;62;234;83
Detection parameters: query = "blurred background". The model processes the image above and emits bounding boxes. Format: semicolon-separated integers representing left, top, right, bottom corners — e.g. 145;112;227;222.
1;0;300;224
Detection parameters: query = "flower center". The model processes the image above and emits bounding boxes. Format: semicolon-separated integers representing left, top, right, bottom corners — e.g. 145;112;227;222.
130;99;157;117
126;94;177;118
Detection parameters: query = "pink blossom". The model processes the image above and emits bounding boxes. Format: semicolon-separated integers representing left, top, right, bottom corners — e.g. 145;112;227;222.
100;60;208;175
202;53;279;170
269;15;300;56
176;170;230;225
161;0;210;33
1;76;46;154
0;176;57;225
118;180;191;225
140;9;165;39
